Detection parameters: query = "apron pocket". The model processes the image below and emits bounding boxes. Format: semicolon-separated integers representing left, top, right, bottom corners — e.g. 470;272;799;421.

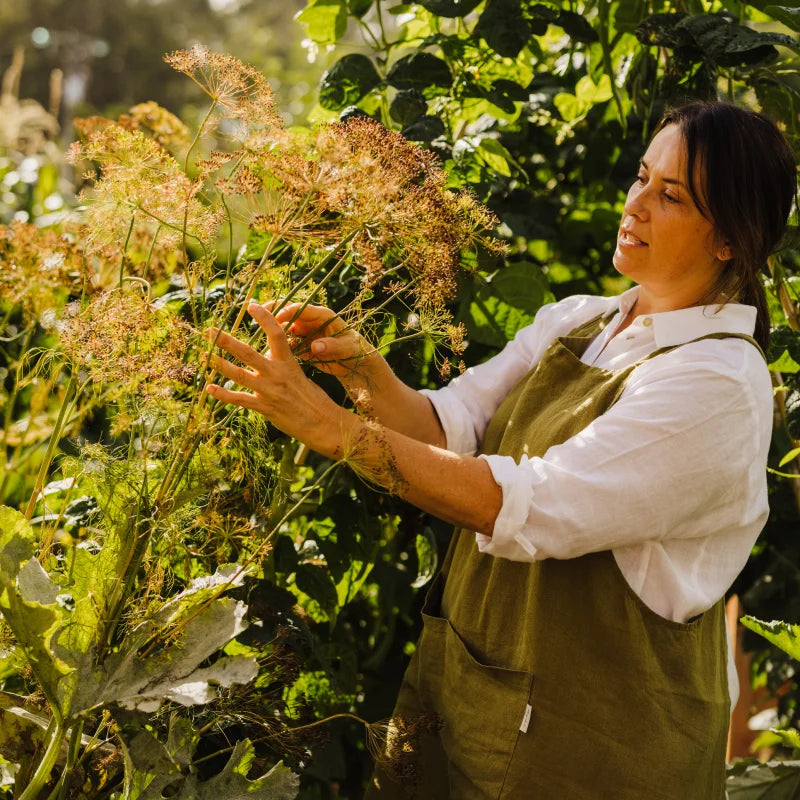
405;578;533;800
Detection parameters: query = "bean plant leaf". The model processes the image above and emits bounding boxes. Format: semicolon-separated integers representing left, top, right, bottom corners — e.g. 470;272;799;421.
771;728;800;750
320;54;381;111
386;53;452;94
741;616;800;662
295;0;348;44
767;326;800;373
726;760;800;797
295;563;339;612
765;5;800;31
347;0;372;18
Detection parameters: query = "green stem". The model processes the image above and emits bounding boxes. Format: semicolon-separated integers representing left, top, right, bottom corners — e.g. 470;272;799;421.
598;0;627;137
119;215;136;290
48;720;84;800
18;715;65;800
24;374;75;520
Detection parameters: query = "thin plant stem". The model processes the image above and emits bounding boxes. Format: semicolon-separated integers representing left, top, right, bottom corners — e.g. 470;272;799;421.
18;714;65;800
119;215;136;290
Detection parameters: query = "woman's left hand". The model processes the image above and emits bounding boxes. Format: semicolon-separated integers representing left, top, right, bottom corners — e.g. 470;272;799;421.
205;303;342;452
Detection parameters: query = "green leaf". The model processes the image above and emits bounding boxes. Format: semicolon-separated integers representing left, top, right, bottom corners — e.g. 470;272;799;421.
476;138;514;177
294;563;338;612
475;0;532;58
386;53;453;95
295;0;348;44
347;0;373;18
768;326;800;373
779;447;800;468
412;528;437;589
726;760;800;797
771;727;800;750
402;114;445;142
320;54;381;111
389;89;427;126
765;5;800;31
418;0;482;16
557;9;598;43
741;616;800;662
461;262;553;347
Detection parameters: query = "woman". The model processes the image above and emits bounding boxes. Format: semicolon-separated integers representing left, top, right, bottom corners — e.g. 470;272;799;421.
206;102;797;798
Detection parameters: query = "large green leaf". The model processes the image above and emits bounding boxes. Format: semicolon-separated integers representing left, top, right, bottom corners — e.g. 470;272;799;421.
295;0;348;44
474;0;532;58
461;261;553;348
765;5;800;31
556;9;598;43
386;53;452;94
741;616;800;662
121;717;299;800
727;760;800;797
320;54;381;111
389;89;427;126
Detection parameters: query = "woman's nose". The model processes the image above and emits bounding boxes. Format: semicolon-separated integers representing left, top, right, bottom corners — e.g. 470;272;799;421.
624;184;649;222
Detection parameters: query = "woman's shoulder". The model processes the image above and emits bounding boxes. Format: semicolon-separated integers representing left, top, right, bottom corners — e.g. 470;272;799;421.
514;293;617;345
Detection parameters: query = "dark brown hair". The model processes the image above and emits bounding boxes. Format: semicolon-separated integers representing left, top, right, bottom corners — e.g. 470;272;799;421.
654;101;797;352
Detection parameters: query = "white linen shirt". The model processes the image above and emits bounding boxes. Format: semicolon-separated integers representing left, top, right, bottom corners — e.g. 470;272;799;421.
420;287;773;707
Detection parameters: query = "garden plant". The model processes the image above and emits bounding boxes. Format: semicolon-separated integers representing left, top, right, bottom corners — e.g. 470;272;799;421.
1;0;800;797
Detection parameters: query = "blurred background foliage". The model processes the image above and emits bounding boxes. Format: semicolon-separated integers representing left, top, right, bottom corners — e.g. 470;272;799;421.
1;0;800;797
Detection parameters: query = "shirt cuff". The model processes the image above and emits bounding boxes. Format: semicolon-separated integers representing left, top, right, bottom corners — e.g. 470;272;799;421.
419;388;478;456
475;454;541;561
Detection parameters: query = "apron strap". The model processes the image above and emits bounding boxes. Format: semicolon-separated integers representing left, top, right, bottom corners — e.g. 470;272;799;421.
638;331;766;365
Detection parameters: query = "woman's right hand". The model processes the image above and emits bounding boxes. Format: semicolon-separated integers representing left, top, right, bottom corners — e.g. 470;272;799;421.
268;301;377;380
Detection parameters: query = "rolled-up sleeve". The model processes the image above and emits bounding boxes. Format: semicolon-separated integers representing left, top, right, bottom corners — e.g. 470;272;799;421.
475;342;772;561
420;294;612;456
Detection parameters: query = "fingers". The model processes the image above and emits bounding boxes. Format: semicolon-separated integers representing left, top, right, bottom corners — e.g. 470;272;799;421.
248;304;293;360
309;330;361;361
207;328;269;372
208;354;258;391
269;301;344;337
206;382;259;410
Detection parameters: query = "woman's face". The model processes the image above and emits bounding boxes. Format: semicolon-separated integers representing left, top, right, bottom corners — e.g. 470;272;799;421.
613;123;729;306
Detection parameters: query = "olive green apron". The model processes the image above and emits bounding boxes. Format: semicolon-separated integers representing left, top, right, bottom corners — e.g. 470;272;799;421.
367;313;759;800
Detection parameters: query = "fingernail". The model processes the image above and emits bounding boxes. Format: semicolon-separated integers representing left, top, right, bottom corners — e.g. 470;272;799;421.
312;341;326;354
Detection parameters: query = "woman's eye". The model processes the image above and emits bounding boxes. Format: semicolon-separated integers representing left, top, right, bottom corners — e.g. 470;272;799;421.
636;174;646;185
664;192;679;204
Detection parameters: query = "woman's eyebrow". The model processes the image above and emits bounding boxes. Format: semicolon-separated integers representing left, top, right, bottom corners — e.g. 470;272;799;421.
640;159;688;189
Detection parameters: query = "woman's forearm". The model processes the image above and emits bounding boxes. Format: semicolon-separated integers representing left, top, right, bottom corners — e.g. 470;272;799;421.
314;404;500;535
339;355;447;448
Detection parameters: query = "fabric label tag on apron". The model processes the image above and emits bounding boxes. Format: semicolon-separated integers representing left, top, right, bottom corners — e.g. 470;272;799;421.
519;703;532;733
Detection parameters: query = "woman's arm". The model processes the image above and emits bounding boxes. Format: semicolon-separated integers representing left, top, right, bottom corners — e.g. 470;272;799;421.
206;304;502;534
272;302;446;448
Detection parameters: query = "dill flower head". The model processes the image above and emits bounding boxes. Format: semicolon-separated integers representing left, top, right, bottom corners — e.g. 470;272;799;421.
59;289;195;396
68;117;222;253
164;45;282;132
0;221;90;316
118;101;190;153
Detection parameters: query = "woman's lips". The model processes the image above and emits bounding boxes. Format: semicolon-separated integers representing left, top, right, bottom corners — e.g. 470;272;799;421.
619;230;648;247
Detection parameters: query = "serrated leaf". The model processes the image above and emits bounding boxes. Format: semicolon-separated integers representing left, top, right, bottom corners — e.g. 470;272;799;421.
320;54;381;111
386;53;452;94
741;616;800;662
765;5;800;31
295;0;348;44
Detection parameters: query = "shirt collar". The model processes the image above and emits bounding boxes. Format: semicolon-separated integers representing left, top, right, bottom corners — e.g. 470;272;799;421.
613;286;757;347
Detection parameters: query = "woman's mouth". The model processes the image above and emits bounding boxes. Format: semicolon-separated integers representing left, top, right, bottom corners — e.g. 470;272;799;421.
619;230;648;247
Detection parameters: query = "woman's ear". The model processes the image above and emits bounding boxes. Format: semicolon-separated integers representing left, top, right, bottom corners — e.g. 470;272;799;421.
717;243;734;262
